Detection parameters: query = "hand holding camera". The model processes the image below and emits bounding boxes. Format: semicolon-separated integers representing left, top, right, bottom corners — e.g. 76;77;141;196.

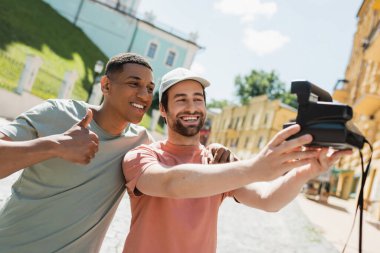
283;80;365;150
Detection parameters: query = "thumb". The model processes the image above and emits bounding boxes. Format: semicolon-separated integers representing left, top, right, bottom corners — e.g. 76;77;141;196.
77;109;93;128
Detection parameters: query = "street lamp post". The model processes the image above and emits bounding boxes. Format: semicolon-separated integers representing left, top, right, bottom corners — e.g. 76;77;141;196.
87;60;104;103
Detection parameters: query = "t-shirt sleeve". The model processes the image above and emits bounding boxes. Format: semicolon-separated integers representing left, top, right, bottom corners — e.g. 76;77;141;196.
0;100;57;141
145;129;155;143
123;145;159;196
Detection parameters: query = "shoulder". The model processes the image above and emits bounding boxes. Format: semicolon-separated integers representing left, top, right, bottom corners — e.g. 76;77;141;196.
130;141;163;155
122;142;163;176
128;123;148;135
127;124;155;144
48;99;88;116
124;141;163;162
24;99;88;118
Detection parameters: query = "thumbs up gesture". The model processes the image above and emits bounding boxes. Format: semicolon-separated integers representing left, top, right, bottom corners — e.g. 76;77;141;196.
53;109;99;164
77;108;94;128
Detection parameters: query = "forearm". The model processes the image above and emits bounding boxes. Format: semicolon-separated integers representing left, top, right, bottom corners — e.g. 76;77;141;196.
234;168;310;212
138;159;263;198
136;128;319;199
0;137;58;178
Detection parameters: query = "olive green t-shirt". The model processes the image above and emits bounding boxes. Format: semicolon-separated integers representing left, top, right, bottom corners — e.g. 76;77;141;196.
0;99;153;253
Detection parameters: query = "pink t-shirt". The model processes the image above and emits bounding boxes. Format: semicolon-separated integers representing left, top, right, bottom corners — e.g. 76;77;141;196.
122;141;231;253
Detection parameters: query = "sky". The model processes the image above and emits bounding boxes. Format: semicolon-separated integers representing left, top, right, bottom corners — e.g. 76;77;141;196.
138;0;363;103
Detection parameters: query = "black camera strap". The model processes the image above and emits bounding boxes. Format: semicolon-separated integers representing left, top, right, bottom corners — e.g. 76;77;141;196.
342;139;373;253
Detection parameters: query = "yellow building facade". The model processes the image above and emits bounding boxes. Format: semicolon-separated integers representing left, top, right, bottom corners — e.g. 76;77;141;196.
208;95;296;159
333;0;380;220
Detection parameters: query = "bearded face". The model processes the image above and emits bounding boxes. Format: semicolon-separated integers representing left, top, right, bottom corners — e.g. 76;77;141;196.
161;80;207;138
167;111;205;137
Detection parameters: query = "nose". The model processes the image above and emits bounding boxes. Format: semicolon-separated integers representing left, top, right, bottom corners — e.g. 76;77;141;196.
186;100;197;113
137;87;150;102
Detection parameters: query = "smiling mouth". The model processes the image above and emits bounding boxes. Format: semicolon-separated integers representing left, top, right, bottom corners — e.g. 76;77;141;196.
180;115;200;123
130;102;145;110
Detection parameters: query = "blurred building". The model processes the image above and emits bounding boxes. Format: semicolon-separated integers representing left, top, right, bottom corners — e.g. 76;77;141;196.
200;108;221;145
207;95;296;159
43;0;202;85
333;0;380;221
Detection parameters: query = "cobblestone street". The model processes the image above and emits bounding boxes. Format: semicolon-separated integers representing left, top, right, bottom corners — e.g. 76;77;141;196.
1;172;337;253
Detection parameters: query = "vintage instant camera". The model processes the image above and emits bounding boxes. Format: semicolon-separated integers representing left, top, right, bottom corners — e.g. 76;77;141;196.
283;80;365;150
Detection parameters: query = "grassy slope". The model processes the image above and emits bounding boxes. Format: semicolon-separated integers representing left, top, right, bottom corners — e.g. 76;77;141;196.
0;0;108;100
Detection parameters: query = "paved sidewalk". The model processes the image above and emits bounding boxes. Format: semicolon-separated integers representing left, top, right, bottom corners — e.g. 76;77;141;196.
298;195;379;253
0;88;43;119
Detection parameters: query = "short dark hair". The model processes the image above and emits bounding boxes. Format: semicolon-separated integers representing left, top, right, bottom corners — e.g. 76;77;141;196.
160;86;207;112
105;53;152;76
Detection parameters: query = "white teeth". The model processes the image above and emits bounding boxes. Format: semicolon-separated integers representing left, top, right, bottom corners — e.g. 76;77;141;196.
131;103;144;109
182;116;198;122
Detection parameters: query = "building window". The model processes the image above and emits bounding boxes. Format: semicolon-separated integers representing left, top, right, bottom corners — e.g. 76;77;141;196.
257;136;264;148
165;51;176;66
264;113;269;125
147;42;158;58
228;119;233;129
244;137;250;148
250;114;255;126
232;138;238;148
234;118;240;130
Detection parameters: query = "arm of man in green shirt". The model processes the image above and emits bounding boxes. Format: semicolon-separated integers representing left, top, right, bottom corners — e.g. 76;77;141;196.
0;109;99;179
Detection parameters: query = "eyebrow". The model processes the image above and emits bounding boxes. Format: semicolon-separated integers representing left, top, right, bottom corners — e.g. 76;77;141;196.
126;76;155;86
173;92;204;98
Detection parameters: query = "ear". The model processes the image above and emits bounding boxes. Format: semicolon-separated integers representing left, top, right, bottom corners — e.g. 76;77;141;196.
159;103;166;118
100;75;110;94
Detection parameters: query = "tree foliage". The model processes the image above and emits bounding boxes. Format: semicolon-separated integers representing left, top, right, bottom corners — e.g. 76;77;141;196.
207;98;230;109
234;69;297;108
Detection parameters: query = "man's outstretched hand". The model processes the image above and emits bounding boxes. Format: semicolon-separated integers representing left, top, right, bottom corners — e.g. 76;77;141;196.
297;147;353;179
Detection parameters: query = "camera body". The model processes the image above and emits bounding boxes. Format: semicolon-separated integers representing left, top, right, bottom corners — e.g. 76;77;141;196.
283;80;364;150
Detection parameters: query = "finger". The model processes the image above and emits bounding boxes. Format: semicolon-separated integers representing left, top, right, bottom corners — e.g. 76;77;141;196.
229;153;239;162
328;149;353;165
80;156;91;164
276;134;313;154
90;132;99;144
206;143;223;156
293;146;303;152
212;149;224;163
92;142;99;154
303;146;321;152
267;124;301;148
218;150;231;163
77;109;93;128
315;148;329;168
206;152;213;164
86;155;93;163
281;150;318;163
282;159;313;173
207;154;214;164
202;149;214;164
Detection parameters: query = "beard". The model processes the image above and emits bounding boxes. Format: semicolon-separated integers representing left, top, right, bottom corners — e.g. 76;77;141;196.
169;113;205;137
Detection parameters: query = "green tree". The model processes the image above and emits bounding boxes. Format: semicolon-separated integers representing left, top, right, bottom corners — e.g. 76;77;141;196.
148;91;160;116
234;69;297;108
207;98;230;109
